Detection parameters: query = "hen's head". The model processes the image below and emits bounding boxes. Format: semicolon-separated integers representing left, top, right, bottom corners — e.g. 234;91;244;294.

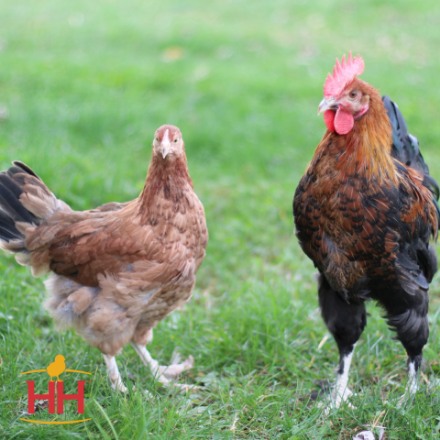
152;125;185;160
318;52;375;135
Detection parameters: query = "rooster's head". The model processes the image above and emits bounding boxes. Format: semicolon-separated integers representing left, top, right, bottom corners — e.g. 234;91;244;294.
318;52;376;135
153;125;185;160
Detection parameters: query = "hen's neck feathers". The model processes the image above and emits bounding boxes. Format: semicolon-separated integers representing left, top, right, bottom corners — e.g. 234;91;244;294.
314;86;397;185
139;153;193;216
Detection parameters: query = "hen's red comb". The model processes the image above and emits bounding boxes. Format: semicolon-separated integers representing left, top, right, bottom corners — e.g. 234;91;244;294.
324;52;364;98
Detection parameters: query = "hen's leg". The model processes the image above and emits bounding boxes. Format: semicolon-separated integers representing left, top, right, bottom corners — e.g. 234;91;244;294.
318;275;367;408
385;292;429;400
130;329;195;390
102;354;127;392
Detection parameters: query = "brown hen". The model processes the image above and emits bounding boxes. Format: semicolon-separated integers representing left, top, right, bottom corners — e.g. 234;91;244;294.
0;125;208;392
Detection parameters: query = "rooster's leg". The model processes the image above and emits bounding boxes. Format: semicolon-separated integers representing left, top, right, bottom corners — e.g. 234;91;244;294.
102;354;127;392
334;345;356;402
385;300;428;403
405;355;423;395
318;275;366;409
130;341;195;390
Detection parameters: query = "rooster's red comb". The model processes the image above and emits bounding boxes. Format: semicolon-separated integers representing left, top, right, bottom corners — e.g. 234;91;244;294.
324;52;364;98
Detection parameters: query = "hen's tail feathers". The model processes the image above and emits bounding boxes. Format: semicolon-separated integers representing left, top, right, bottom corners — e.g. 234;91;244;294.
383;96;440;228
0;162;40;253
0;161;65;260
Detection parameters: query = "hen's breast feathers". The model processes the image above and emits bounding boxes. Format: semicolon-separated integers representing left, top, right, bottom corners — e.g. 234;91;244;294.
25;184;208;289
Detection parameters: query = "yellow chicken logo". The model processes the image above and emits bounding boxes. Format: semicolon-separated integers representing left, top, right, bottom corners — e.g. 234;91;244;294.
46;355;66;382
20;354;92;424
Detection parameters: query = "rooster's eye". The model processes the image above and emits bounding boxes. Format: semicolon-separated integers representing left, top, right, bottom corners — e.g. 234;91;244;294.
349;90;358;99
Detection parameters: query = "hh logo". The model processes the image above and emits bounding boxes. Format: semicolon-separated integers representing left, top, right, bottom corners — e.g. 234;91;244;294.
20;355;92;425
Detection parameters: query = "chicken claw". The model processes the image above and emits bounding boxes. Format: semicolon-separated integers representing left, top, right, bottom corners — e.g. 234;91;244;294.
317;387;356;414
103;354;128;393
397;364;419;407
130;342;198;391
159;355;194;380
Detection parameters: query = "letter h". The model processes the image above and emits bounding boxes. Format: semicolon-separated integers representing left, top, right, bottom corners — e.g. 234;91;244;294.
26;381;56;414
57;381;86;414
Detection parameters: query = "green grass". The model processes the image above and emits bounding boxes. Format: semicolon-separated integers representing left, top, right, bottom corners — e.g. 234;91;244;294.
1;0;440;438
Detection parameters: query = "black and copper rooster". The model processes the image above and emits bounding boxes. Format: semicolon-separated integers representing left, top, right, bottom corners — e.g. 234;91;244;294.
293;53;439;407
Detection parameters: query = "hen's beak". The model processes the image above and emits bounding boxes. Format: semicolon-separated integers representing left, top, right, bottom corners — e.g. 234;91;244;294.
161;142;171;159
160;128;171;158
318;97;338;115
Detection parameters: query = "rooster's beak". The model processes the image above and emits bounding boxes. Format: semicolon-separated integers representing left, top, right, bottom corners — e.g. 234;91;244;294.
318;97;338;115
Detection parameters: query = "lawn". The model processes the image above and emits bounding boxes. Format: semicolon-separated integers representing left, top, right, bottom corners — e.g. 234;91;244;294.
1;0;440;438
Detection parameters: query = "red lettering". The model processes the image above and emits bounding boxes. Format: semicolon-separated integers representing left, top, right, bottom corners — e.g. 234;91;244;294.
56;381;86;414
26;381;56;414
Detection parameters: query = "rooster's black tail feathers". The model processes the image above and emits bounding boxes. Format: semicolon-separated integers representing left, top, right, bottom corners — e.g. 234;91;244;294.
383;96;440;228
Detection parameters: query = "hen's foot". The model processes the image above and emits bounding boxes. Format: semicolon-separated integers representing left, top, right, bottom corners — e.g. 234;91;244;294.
168;382;202;393
130;342;199;392
159;355;194;380
103;354;128;393
155;355;200;392
110;380;128;393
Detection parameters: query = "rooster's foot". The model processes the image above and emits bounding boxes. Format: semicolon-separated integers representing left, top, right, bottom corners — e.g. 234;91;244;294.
397;382;419;407
331;386;356;409
318;386;356;413
397;358;421;407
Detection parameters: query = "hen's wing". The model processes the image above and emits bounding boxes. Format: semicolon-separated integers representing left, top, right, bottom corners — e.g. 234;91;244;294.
25;204;170;288
91;201;133;212
26;193;205;291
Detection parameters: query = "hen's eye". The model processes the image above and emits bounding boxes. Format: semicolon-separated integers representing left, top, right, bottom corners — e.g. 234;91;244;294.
349;90;358;99
155;137;159;141
174;138;178;143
